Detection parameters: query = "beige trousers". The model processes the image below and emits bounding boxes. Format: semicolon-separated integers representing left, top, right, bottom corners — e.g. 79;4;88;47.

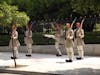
77;46;84;58
13;47;18;57
55;42;62;55
26;44;32;55
66;47;74;60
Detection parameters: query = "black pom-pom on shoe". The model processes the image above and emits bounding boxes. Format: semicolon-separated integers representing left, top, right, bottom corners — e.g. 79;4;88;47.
11;56;17;59
26;54;32;57
76;57;83;60
65;59;72;62
56;54;62;57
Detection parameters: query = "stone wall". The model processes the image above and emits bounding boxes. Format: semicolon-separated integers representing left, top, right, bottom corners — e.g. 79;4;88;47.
0;44;100;56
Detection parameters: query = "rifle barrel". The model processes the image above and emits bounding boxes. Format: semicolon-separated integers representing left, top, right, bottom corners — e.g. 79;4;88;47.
71;17;77;29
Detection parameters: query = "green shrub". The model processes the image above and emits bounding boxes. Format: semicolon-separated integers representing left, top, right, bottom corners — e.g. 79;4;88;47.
0;34;10;46
0;31;100;46
84;31;100;44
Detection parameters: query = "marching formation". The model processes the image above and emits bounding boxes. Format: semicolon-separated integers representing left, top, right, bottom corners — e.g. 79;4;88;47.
9;17;85;63
44;18;85;62
9;23;33;59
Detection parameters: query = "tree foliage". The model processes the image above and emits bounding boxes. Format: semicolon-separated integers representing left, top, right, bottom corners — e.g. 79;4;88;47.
71;0;100;15
12;0;72;20
0;2;30;27
0;0;99;30
11;0;100;20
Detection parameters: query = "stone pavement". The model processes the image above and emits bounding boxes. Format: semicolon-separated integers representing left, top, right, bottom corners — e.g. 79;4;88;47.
0;52;100;75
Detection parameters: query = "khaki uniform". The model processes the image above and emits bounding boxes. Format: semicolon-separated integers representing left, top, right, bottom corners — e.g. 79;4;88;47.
24;30;33;55
44;29;63;55
9;31;20;57
53;28;64;55
65;28;74;60
54;29;64;44
74;28;84;58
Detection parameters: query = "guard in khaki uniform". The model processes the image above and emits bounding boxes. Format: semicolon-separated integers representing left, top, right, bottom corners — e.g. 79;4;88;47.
74;22;84;60
44;23;63;56
65;23;74;62
24;24;33;57
9;25;20;59
54;23;63;56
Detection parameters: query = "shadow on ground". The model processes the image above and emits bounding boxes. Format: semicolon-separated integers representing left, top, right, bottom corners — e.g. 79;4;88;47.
0;68;57;75
48;68;100;75
0;68;100;75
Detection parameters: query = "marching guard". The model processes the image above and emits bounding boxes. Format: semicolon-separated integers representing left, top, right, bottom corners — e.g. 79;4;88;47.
24;23;33;57
44;22;63;56
9;25;20;59
53;23;63;56
65;23;74;62
74;22;85;60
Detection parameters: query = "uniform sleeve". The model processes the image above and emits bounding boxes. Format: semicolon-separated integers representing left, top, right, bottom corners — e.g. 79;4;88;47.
80;29;84;38
13;31;18;39
69;30;74;39
73;29;76;33
29;31;32;37
25;30;32;37
66;29;74;40
61;29;64;36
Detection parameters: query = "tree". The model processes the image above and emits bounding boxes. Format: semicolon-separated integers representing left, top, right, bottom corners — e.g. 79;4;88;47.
0;2;30;27
0;0;13;4
11;0;72;20
71;0;100;16
0;0;99;32
0;0;100;20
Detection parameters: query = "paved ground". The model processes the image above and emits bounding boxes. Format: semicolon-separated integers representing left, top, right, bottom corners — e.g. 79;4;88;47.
0;52;100;75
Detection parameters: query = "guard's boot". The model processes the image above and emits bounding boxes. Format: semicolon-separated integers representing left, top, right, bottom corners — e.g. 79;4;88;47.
26;54;32;57
65;59;72;62
76;57;83;60
11;56;17;59
56;54;62;57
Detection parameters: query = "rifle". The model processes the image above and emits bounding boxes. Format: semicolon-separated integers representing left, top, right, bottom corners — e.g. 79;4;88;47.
50;22;56;34
51;22;56;30
11;30;17;68
28;22;33;37
71;17;77;29
78;18;85;37
65;17;77;40
80;18;85;29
